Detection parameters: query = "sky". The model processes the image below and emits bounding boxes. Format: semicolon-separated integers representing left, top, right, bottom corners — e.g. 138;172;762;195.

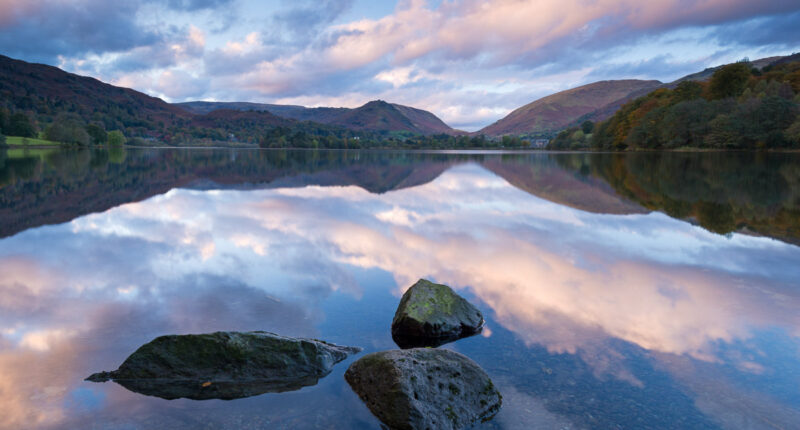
0;0;799;130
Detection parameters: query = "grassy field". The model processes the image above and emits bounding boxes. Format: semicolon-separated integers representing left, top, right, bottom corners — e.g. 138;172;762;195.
7;147;60;158
5;136;62;146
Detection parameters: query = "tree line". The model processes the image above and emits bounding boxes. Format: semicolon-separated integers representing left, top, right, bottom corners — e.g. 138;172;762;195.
0;108;127;146
549;59;800;150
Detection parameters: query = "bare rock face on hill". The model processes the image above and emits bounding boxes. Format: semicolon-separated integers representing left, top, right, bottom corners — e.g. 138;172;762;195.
479;79;662;137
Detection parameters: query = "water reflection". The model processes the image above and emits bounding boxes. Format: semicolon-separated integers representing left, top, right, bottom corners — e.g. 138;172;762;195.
111;377;327;401
0;149;799;429
2;148;798;244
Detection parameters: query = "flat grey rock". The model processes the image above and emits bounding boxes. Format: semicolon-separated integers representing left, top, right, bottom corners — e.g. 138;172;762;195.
345;348;502;430
86;331;361;400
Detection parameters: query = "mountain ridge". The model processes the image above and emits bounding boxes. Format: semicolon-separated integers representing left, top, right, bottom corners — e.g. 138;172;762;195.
177;99;461;136
477;79;663;137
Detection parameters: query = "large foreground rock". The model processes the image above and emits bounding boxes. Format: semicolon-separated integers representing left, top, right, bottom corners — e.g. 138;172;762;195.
87;331;361;400
391;279;484;348
345;348;502;430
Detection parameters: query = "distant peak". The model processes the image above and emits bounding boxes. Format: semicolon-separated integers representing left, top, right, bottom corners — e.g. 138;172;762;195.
363;99;391;107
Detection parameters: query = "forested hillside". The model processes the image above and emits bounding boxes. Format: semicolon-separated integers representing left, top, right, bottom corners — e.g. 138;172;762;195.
0;55;467;148
550;60;800;150
478;80;661;138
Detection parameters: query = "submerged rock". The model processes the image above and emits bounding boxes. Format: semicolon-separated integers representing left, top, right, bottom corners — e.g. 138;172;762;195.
345;348;502;430
86;331;361;400
391;279;484;348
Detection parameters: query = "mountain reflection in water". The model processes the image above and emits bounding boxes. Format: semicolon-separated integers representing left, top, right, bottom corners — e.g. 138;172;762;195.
0;148;798;429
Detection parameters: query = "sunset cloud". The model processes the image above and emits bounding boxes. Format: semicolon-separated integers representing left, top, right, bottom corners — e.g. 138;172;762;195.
0;0;798;129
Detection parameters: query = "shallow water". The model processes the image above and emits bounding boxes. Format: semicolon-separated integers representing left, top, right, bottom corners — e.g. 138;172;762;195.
0;148;798;429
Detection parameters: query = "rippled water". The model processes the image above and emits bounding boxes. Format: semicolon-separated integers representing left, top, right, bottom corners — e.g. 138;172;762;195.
1;148;798;429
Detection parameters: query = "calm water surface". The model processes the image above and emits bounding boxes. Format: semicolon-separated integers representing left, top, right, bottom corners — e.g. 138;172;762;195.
0;148;798;429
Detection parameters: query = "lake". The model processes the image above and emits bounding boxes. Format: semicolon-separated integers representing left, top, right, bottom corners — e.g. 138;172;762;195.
0;148;798;429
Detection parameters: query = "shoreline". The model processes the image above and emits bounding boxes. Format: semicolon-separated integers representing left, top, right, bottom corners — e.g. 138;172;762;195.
4;143;799;153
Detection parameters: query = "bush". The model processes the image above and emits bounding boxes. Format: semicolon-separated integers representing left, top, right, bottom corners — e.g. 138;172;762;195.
45;114;90;145
107;130;126;146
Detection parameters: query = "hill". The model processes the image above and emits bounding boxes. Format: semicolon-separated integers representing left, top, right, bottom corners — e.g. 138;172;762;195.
477;80;662;137
177;100;459;135
177;101;348;123
190;109;291;129
669;55;791;86
0;54;381;147
0;54;191;136
327;100;457;135
551;60;800;151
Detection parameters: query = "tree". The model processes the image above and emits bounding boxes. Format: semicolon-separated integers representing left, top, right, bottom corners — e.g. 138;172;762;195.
709;63;752;100
8;113;36;137
45;114;90;145
85;123;107;145
107;130;126;146
705;114;739;148
673;81;703;102
786;118;800;144
581;120;594;134
0;107;9;134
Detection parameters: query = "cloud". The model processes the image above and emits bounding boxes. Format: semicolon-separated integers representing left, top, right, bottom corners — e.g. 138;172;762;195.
194;0;800;127
0;0;161;63
2;0;800;128
710;10;800;48
162;0;235;11
270;0;355;46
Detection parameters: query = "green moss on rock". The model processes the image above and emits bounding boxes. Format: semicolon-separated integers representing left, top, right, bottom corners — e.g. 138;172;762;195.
86;331;361;400
391;279;484;348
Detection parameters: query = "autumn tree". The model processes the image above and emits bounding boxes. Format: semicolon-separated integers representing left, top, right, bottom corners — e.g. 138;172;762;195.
709;63;752;100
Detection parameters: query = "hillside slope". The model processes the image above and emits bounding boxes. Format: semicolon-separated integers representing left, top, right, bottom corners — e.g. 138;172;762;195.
0;55;190;133
479;80;662;137
176;101;348;123
177;100;458;135
670;55;790;86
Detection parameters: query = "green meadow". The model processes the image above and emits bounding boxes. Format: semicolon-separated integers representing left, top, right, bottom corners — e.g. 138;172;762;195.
5;136;62;146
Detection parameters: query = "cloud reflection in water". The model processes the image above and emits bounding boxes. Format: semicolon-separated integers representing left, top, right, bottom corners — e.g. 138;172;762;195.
0;163;798;428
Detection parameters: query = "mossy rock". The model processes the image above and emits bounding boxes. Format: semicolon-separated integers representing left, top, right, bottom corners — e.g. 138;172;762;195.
391;279;484;348
344;348;502;430
86;331;361;400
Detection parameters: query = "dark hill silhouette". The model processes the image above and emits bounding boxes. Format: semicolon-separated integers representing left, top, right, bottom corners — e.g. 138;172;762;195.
0;54;190;133
178;99;460;135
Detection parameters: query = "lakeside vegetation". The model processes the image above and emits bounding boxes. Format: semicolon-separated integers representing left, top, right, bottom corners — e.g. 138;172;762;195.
550;59;800;150
4;136;61;146
554;152;800;244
